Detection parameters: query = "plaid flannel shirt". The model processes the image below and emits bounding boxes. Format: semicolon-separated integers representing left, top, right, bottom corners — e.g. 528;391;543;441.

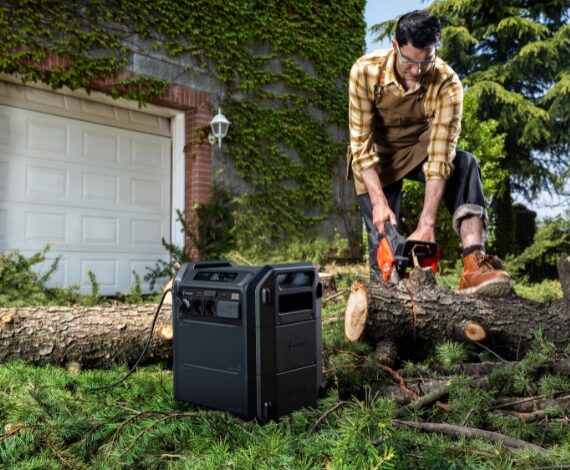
348;49;463;181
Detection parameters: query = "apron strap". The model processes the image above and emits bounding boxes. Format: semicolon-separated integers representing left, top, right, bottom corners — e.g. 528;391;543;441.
373;58;388;102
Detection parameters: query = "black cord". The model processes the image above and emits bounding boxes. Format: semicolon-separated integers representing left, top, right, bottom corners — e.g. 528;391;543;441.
88;288;172;392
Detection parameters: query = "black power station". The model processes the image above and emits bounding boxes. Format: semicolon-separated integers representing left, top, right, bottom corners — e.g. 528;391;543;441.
172;261;323;422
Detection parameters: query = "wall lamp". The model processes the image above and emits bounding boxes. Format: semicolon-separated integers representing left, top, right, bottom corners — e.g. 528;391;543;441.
208;108;230;148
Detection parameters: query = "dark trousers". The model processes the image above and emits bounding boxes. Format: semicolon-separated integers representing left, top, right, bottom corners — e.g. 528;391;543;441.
359;150;486;280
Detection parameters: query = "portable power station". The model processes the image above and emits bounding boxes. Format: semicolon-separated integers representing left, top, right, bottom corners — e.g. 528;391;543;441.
172;261;323;422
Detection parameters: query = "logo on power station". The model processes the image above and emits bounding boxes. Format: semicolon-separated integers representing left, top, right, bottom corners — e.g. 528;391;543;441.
288;340;306;351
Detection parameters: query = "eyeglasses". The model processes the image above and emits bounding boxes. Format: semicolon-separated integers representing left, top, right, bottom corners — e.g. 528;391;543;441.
395;40;437;68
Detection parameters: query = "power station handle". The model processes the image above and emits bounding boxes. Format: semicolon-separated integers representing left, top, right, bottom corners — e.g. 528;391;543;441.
261;288;271;305
191;261;234;269
276;271;314;289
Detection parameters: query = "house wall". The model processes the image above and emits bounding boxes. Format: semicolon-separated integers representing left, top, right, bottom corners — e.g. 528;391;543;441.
127;47;361;250
0;1;365;259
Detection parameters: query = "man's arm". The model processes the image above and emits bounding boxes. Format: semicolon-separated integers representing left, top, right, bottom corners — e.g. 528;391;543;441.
348;58;396;234
410;74;463;242
361;167;398;234
408;179;446;242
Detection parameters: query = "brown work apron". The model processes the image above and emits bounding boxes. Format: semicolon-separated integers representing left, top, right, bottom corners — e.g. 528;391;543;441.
349;64;434;195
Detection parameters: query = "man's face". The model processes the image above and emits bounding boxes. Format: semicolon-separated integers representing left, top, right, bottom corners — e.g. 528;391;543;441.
391;38;437;84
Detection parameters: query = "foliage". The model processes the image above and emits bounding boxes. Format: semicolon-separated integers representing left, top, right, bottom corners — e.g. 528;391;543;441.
0;1;366;252
507;212;570;281
84;269;101;307
145;199;352;290
1;302;569;468
145;187;238;289
435;341;469;370
229;230;352;270
0;245;78;307
0;246;158;307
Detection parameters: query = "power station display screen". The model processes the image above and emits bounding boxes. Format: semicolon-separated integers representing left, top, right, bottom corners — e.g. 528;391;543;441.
194;271;238;282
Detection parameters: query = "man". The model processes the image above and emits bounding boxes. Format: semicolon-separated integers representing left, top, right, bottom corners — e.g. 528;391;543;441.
347;9;511;296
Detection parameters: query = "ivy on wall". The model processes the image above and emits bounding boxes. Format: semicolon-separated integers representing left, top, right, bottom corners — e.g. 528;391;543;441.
0;0;366;251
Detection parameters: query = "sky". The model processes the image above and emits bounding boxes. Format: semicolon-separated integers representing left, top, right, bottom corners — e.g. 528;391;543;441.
364;0;428;52
363;1;567;219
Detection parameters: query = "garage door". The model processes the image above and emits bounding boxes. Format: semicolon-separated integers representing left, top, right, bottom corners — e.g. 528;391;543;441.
0;83;172;295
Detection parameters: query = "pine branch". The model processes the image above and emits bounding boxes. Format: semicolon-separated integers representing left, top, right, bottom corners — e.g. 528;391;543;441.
307;400;351;434
112;411;199;464
393;420;547;453
394;382;452;418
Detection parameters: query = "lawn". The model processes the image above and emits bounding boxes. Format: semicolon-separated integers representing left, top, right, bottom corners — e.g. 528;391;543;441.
1;265;568;469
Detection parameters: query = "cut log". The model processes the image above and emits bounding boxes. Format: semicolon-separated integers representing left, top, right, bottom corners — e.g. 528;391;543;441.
0;304;172;368
345;260;570;358
374;340;398;368
318;272;337;297
344;280;368;341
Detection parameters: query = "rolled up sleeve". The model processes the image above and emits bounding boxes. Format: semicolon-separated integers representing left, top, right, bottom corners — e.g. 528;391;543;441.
423;76;463;181
348;62;378;173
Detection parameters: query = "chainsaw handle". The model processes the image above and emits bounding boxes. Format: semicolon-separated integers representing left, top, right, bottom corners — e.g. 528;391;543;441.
383;221;405;249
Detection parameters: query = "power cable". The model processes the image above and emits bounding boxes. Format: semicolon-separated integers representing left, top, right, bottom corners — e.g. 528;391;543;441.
88;288;172;392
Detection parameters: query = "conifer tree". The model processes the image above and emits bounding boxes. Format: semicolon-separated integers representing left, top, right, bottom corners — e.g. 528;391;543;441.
371;0;570;256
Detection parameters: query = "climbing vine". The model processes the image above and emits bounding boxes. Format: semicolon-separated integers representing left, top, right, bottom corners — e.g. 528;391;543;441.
0;0;366;251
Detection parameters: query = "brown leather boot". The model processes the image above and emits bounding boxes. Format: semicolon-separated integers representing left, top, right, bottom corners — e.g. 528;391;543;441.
459;250;512;297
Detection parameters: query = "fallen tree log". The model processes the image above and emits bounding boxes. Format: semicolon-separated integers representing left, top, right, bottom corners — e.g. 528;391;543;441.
345;255;570;359
0;304;172;368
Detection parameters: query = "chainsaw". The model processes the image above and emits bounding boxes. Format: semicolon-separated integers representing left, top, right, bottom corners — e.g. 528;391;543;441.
376;222;440;283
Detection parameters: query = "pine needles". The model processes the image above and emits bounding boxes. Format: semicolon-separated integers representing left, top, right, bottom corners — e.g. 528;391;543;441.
1;297;570;468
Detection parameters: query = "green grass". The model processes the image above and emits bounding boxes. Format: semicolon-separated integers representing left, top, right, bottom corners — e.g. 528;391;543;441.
1;295;569;469
437;272;563;303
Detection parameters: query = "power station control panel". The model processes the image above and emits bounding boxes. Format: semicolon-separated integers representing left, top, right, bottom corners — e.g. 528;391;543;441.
179;288;241;319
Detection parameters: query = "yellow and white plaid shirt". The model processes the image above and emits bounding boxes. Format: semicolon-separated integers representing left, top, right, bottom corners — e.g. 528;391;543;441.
348;49;463;181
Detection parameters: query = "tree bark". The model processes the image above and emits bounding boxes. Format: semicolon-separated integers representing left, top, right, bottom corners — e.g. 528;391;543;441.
0;304;172;368
558;254;570;300
345;256;570;359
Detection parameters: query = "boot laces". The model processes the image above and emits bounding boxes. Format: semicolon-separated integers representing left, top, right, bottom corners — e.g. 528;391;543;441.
476;253;504;271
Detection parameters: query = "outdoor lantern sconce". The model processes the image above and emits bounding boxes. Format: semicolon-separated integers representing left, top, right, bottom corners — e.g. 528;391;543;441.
209;108;230;148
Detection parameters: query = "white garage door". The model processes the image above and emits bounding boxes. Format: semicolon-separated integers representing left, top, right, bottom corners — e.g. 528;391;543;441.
0;85;172;295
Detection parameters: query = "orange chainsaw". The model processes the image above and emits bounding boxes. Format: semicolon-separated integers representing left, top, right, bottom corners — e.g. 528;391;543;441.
377;222;440;283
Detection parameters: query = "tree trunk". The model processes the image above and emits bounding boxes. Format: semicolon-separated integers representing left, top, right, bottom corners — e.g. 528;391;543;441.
558;254;570;300
493;177;514;258
345;256;570;359
0;304;173;368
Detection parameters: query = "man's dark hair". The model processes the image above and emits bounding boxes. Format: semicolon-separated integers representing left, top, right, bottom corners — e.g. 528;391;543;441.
395;10;441;49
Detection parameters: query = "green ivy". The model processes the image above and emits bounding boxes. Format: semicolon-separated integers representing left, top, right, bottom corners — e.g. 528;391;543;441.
0;1;366;251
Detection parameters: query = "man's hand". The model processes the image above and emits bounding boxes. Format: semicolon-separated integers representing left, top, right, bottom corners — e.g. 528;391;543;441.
372;201;398;235
408;222;436;243
408;179;447;243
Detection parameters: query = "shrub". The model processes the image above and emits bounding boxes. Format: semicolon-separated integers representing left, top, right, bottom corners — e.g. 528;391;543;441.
507;212;570;282
0;245;78;307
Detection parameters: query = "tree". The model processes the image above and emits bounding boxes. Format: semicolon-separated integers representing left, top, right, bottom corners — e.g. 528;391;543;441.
371;1;570;256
